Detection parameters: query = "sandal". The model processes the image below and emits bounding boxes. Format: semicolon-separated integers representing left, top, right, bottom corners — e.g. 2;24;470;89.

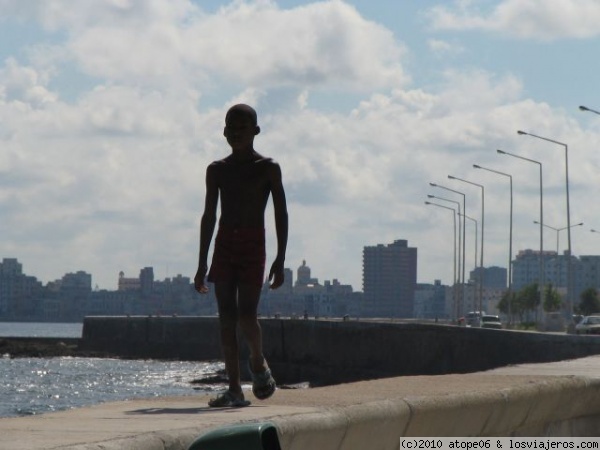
249;364;277;400
208;390;251;408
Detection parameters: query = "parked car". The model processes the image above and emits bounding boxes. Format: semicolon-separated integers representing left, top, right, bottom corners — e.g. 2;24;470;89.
480;315;502;329
465;311;485;327
575;315;600;335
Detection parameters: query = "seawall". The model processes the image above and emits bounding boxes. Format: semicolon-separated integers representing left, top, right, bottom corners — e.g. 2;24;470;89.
2;357;600;448
80;316;600;385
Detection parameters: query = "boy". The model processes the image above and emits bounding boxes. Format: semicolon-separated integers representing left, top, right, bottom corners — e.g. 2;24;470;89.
194;104;288;407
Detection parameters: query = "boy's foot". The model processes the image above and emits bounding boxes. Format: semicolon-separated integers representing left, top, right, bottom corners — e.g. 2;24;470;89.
208;390;251;408
249;366;277;400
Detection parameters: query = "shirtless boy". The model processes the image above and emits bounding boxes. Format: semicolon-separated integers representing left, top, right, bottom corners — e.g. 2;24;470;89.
194;104;288;407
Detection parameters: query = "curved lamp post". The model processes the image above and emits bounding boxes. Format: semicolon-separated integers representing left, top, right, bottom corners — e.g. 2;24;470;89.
497;148;544;321
579;105;600;115
460;213;478;274
473;164;513;321
428;194;463;287
430;182;467;316
448;175;485;316
518;130;572;317
425;201;458;319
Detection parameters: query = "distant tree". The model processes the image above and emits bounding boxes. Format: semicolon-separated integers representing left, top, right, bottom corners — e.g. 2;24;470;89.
497;290;519;321
519;283;540;316
543;284;562;312
578;288;600;316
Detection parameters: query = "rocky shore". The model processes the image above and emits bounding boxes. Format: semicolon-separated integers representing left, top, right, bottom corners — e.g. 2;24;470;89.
0;338;111;358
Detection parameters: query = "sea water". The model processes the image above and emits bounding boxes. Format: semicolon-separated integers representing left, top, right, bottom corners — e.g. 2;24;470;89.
0;322;223;418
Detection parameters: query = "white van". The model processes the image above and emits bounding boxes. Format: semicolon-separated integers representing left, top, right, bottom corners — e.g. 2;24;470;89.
466;311;486;327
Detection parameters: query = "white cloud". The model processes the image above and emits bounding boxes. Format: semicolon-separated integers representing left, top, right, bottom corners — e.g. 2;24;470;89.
2;0;408;92
428;39;465;57
1;0;600;294
0;58;57;106
427;0;600;40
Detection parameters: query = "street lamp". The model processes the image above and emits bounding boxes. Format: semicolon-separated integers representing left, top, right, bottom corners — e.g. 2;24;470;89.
425;201;459;319
497;148;544;320
518;130;572;317
448;175;485;316
473;164;513;321
533;221;583;254
428;194;463;285
579;105;600;115
430;182;467;316
459;213;478;273
534;221;583;298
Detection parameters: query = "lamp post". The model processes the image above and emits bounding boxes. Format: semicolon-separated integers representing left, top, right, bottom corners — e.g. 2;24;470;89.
473;164;513;322
579;105;600;115
428;194;463;286
448;175;485;316
533;221;583;300
518;130;573;317
430;183;467;316
533;221;583;254
460;213;478;273
425;201;458;320
497;148;545;321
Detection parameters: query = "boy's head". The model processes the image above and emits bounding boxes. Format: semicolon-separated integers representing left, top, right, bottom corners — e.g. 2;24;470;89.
225;104;258;126
224;104;260;149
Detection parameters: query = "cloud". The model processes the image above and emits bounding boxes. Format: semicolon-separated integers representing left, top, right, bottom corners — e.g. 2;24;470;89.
1;0;600;294
0;58;57;106
427;0;600;40
428;39;465;57
0;0;408;92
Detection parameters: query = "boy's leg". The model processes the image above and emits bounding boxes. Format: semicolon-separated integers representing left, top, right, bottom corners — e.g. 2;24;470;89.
237;283;269;373
214;281;243;397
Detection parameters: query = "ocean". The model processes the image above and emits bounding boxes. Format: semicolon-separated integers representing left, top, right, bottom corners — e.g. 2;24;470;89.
0;322;224;418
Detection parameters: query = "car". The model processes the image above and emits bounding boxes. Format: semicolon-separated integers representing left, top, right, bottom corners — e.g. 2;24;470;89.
575;315;600;335
480;315;502;329
465;311;486;327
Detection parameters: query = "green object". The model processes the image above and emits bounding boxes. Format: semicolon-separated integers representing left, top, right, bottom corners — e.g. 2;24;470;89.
188;422;281;450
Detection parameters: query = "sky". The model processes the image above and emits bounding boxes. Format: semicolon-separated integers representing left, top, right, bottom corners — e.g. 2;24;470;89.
2;0;600;292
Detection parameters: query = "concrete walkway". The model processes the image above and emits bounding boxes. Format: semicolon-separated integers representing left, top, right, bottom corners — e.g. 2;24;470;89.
1;355;600;449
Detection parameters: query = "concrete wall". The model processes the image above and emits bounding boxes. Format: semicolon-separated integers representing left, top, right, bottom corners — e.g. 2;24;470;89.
275;377;600;447
81;316;222;361
81;316;600;385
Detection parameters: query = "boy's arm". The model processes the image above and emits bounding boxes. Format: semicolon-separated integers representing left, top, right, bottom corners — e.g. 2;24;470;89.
268;162;288;289
195;164;218;293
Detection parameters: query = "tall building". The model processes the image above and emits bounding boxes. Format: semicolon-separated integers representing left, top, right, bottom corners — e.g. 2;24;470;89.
140;267;154;295
362;239;417;318
469;266;507;289
512;249;557;290
0;258;43;319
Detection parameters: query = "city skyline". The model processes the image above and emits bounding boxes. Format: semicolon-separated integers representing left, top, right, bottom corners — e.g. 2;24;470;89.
2;1;600;291
0;255;359;292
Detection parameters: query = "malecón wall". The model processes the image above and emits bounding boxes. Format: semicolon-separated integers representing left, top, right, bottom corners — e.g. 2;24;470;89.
80;317;600;385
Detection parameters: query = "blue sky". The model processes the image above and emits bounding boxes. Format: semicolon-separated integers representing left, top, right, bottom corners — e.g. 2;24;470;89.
2;0;600;293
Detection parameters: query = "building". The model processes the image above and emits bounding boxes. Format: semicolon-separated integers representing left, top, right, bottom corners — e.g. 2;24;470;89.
469;266;507;289
118;271;140;291
0;258;43;319
414;280;448;319
512;249;557;290
362;239;417;318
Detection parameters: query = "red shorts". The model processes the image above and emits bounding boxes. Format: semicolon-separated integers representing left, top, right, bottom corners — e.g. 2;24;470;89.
207;227;266;287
